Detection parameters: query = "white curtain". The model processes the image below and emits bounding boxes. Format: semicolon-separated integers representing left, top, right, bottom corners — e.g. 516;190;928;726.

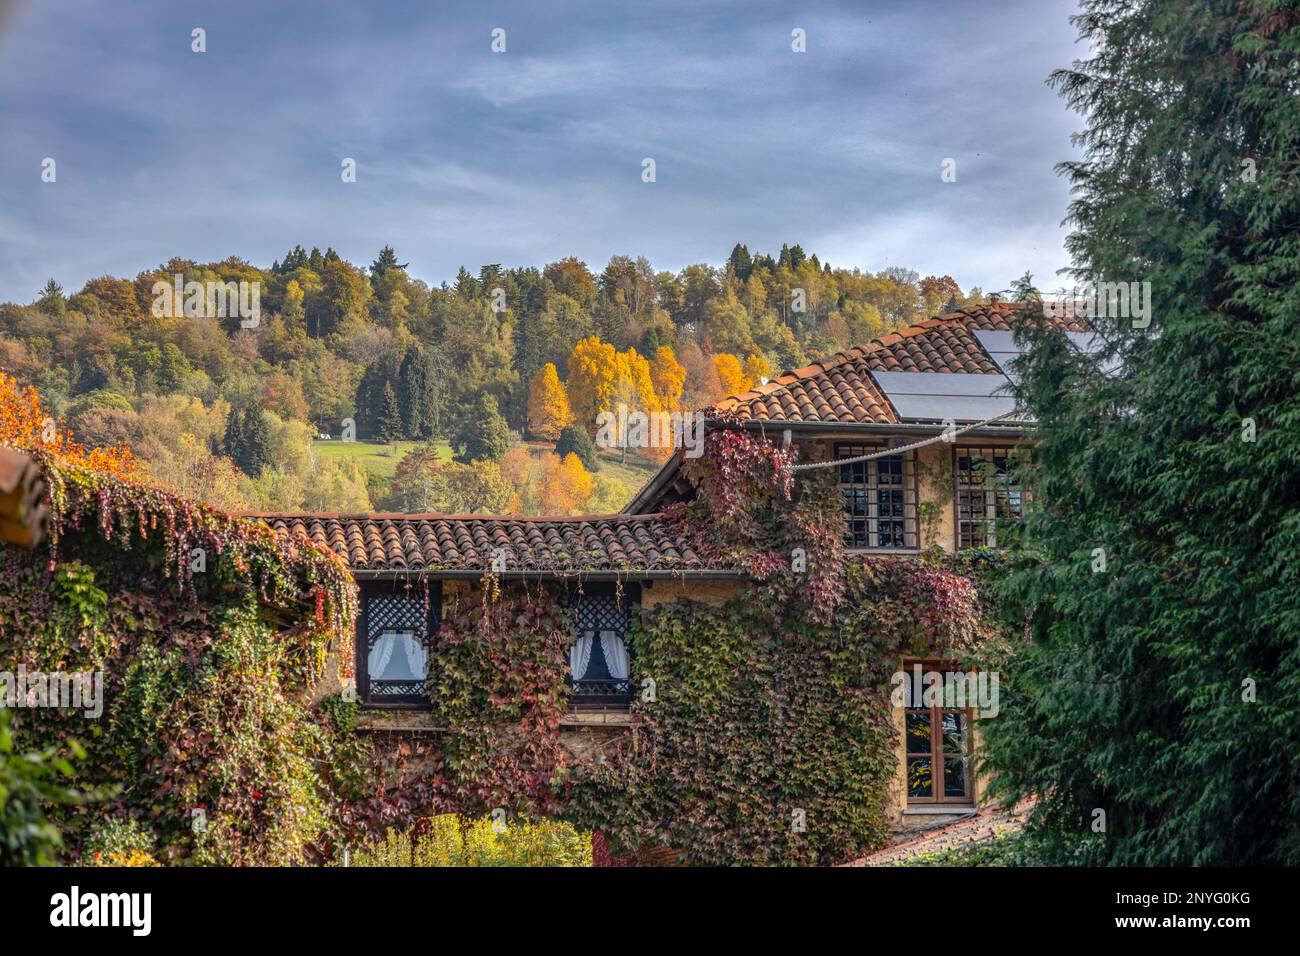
370;631;426;679
569;633;594;680
401;633;428;679
600;631;629;680
368;633;398;678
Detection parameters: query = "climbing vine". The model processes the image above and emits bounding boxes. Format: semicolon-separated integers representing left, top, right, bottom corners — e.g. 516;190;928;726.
3;377;998;865
1;421;356;862
329;422;999;866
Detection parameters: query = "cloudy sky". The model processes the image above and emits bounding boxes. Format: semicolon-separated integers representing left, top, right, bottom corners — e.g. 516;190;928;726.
0;0;1084;303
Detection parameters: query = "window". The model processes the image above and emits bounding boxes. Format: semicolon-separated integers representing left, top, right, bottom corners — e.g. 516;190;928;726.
568;586;636;710
357;583;439;706
903;664;974;805
837;444;917;550
955;446;1028;549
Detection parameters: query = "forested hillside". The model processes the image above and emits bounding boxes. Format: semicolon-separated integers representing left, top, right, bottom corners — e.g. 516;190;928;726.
0;244;988;514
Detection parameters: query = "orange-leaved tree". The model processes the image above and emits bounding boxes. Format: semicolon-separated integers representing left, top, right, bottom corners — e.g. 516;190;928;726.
0;370;139;479
540;452;594;514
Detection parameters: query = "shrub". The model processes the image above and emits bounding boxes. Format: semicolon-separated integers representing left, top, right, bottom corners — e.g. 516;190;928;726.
83;816;155;860
82;817;161;866
342;813;591;867
554;423;598;472
0;709;83;866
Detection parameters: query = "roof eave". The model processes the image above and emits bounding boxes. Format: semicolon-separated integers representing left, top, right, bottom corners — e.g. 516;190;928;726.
621;453;684;515
720;417;1028;438
350;567;745;581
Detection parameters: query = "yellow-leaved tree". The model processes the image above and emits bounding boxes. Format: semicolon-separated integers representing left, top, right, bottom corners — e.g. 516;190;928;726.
713;353;750;397
565;336;619;433
742;352;771;389
527;363;572;439
541;452;594;514
649;345;686;411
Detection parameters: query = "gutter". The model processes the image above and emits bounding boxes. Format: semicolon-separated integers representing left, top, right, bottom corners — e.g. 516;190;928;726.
727;418;1027;439
349;567;745;581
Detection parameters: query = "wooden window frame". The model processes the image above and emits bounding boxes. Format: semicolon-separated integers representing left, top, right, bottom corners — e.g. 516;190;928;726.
836;442;919;551
356;580;441;710
902;661;976;807
953;444;1029;550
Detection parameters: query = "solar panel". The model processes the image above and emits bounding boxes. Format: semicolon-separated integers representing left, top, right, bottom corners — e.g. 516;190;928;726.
870;370;1026;424
975;329;1111;382
1065;331;1103;354
972;330;1024;382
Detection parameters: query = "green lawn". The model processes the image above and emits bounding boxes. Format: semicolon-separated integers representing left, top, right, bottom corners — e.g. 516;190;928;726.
311;439;449;478
592;447;660;496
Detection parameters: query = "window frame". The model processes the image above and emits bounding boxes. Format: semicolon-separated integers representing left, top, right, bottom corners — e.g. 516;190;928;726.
953;444;1030;550
356;580;441;709
835;442;919;552
566;582;640;711
902;661;977;807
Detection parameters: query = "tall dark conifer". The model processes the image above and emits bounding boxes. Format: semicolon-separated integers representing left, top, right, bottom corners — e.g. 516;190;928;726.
980;0;1300;865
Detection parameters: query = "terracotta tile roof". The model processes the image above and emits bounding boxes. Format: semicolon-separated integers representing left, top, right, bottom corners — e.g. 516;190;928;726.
713;303;1086;424
251;511;727;575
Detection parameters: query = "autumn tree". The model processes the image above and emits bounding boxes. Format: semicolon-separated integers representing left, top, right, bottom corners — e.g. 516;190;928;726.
540;452;593;514
526;363;571;439
713;353;750;397
649;346;686;411
742;352;771;389
0;370;138;478
565;336;619;433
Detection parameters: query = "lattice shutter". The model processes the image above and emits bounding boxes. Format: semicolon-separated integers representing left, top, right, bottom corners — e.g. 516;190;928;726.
365;590;431;700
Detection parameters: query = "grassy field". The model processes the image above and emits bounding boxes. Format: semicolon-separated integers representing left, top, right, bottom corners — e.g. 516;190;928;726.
311;439;662;506
519;442;661;495
311;439;449;478
591;447;661;497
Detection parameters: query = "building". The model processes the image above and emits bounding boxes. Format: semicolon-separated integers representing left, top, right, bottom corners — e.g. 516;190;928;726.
254;303;1077;835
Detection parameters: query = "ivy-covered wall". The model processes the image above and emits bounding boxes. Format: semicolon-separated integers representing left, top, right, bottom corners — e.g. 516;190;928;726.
340;421;1000;866
0;454;357;865
2;422;1000;866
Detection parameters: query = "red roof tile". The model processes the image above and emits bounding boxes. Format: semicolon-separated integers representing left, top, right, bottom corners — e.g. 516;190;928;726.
713;303;1086;424
251;512;725;575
